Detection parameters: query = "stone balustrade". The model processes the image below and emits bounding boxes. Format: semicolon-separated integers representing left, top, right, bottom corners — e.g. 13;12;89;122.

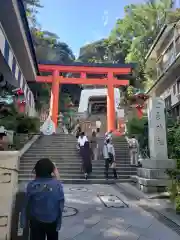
0;151;19;240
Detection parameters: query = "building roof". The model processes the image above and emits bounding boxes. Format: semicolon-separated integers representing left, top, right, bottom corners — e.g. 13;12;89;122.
17;0;39;74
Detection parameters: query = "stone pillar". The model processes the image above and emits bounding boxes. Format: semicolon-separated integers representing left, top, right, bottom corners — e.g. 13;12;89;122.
0;151;19;240
135;97;176;193
88;103;92;114
148;98;168;159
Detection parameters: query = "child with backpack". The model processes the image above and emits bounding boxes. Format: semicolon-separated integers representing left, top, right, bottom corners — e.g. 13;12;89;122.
20;158;64;240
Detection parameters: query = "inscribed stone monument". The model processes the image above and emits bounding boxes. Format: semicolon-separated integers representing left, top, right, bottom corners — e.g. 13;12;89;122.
133;97;176;193
147;97;168;160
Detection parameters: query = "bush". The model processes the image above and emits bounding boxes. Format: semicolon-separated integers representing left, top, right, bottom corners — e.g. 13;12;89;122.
126;116;148;136
16;115;40;133
0;113;40;133
167;124;180;161
0;116;17;131
126;116;149;156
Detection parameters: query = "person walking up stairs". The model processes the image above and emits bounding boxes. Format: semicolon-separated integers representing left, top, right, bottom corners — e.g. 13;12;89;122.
18;134;136;184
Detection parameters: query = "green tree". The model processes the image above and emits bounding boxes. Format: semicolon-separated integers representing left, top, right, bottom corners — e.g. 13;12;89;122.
32;29;75;63
110;0;180;90
78;38;126;64
23;0;75;64
23;0;76;111
23;0;42;28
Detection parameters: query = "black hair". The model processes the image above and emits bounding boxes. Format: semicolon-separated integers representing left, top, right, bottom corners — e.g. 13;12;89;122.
34;158;55;178
132;135;135;138
106;138;110;144
92;131;96;137
80;132;85;137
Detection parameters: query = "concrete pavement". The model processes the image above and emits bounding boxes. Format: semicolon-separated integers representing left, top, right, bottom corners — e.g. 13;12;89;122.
59;184;180;240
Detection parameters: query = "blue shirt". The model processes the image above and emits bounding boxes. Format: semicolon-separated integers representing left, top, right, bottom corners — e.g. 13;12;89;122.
20;178;64;230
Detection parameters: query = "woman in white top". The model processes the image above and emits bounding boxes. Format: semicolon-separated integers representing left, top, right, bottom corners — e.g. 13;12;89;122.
78;132;88;147
78;132;89;173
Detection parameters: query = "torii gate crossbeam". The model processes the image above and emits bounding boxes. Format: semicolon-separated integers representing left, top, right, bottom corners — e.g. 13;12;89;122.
36;62;133;132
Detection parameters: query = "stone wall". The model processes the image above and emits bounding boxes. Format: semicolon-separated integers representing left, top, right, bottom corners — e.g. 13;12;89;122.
0;152;19;240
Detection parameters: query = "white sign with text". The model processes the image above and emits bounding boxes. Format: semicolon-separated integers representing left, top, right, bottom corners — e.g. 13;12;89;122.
147;97;168;160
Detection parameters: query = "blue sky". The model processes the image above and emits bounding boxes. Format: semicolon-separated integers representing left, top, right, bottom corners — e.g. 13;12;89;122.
37;0;144;57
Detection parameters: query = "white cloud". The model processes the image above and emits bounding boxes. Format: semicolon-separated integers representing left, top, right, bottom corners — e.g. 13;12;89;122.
102;10;109;27
84;41;90;45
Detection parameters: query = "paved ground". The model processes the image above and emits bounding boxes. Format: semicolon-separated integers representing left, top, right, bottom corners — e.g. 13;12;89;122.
60;184;180;240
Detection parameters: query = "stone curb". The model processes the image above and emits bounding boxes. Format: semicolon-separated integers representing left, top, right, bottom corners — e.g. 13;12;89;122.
18;134;40;158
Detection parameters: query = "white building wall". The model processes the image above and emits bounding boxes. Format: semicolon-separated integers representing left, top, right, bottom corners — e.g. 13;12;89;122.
160;80;180;106
78;88;121;113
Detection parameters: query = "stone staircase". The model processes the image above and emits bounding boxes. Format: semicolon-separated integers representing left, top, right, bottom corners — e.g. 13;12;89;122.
81;113;107;137
18;134;136;184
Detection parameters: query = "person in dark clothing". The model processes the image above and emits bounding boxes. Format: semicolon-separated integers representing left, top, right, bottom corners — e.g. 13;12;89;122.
103;139;117;180
81;141;92;179
20;158;64;240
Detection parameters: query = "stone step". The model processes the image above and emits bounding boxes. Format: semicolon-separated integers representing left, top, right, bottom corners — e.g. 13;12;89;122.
22;152;80;156
19;162;132;167
19;166;136;171
23;149;130;153
31;142;128;145
29;145;78;149
29;146;129;150
18;174;132;180
22;154;129;158
21;155;130;159
19;169;136;174
18;178;132;185
26;146;129;150
19;160;131;165
27;146;129;150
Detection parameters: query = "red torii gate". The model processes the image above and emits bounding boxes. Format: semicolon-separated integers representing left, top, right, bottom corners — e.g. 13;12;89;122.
36;63;132;132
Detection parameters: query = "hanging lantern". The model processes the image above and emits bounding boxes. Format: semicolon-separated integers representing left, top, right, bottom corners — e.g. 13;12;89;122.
128;87;149;119
16;96;26;113
136;104;144;119
16;89;24;96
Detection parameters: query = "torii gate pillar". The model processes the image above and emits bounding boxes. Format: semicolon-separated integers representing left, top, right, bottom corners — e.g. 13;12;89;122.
51;70;59;128
107;73;115;131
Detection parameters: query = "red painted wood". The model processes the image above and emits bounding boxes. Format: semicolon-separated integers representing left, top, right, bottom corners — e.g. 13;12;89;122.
36;76;129;86
38;64;131;74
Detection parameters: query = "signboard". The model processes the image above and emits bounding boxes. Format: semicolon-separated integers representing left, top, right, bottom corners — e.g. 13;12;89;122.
147;98;168;160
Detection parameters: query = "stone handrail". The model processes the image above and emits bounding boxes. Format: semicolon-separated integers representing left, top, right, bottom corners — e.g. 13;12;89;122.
0;151;19;240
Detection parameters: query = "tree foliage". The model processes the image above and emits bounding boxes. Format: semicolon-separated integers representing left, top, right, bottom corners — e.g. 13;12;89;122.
78;38;126;64
23;0;75;63
23;0;75;111
78;0;180;92
31;29;75;63
110;0;180;90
